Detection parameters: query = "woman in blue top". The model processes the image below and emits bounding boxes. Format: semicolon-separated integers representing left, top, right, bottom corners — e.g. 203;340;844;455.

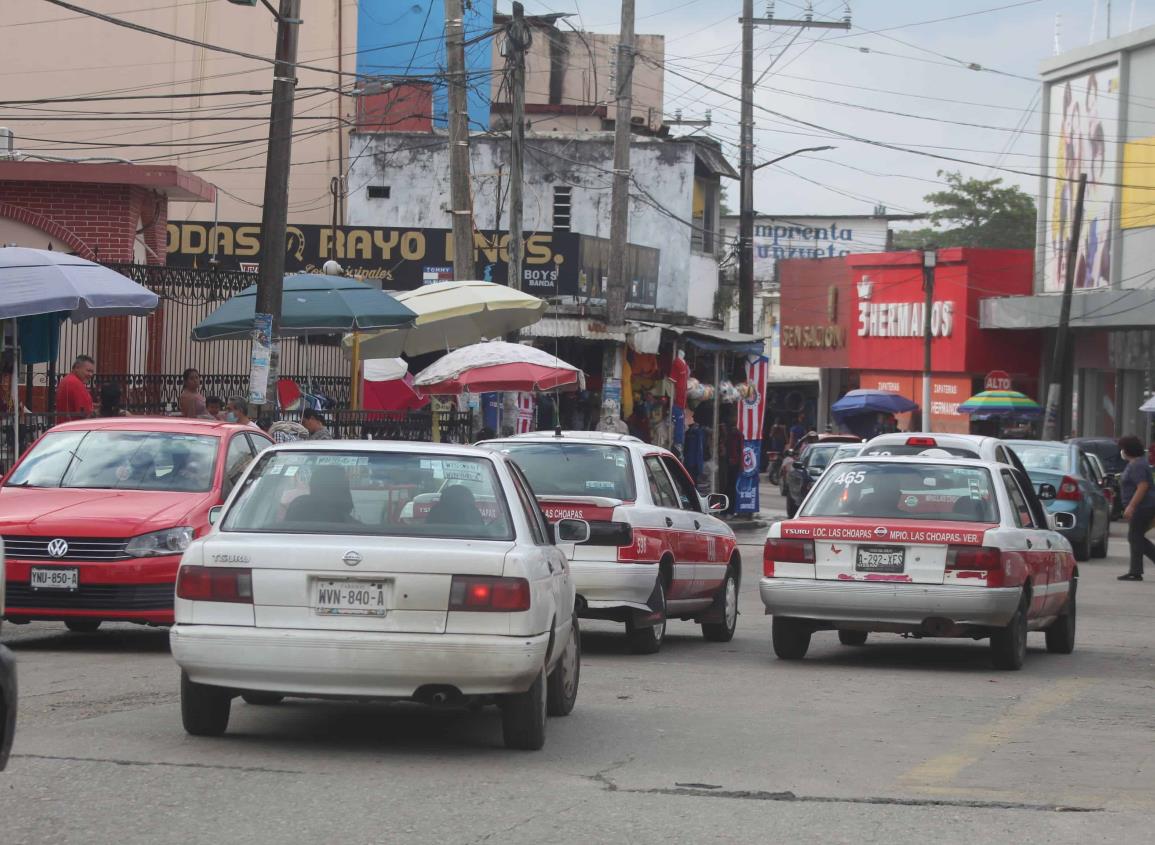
1118;435;1155;581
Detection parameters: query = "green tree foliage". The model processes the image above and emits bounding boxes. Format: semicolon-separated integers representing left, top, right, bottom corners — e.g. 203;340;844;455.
893;170;1037;250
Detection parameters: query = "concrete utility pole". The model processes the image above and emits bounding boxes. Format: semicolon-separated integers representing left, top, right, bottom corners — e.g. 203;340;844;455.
738;4;849;335
1043;173;1088;442
445;0;475;281
252;0;301;418
921;249;936;432
506;2;531;295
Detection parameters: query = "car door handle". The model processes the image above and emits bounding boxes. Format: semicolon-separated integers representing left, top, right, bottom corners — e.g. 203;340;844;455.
1046;538;1053;549
547;560;554;574
1026;539;1033;549
694;520;701;530
665;517;674;527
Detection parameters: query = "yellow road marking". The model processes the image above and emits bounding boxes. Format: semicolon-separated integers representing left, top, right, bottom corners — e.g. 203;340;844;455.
898;678;1089;789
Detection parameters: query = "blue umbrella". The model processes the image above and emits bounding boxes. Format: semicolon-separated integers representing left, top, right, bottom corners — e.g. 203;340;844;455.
0;247;159;320
831;389;919;417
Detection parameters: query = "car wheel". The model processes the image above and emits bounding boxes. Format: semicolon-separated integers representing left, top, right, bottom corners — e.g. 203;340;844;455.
501;669;546;751
771;616;811;660
180;671;232;736
1045;581;1077;655
1090;529;1108;559
838;630;868;646
546;616;580;717
241;692;285;706
1073;532;1091;562
626;580;666;655
701;568;739;642
64;620;101;633
990;595;1028;671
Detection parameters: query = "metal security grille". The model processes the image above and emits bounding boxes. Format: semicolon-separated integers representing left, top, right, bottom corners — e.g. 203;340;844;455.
1;536;131;562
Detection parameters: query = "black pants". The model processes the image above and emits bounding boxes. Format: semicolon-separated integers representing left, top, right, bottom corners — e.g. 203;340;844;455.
1127;504;1155;575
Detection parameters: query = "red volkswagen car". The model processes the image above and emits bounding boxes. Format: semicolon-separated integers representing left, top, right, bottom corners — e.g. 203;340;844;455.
0;417;271;631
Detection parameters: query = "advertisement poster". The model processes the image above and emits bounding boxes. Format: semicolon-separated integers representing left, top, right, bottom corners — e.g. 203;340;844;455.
247;312;272;406
735;443;761;514
1045;66;1119;291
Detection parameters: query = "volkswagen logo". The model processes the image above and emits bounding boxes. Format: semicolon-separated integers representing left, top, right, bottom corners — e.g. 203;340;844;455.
47;538;69;559
873;526;888;537
342;550;363;567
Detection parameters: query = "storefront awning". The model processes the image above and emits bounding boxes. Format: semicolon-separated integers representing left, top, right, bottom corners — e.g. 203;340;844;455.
981;291;1155;330
522;315;764;355
636;322;765;355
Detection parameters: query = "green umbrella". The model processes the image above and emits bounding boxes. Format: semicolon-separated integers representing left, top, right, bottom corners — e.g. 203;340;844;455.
957;389;1042;418
192;274;416;340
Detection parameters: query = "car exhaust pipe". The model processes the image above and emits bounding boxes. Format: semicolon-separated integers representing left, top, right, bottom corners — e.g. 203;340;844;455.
414;685;463;708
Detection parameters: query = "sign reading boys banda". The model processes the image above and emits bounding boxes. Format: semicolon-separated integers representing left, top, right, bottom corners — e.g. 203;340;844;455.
855;276;955;339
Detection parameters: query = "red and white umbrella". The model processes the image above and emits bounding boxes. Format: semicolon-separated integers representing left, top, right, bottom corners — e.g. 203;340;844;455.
414;341;584;395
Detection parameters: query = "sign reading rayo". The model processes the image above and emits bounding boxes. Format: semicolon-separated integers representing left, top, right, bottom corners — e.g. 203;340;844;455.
743;215;891;281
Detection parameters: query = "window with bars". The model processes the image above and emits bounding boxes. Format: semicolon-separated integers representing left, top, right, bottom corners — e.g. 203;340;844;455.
552;185;572;232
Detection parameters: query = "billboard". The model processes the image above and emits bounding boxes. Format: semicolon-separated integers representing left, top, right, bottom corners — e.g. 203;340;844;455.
1044;66;1120;291
749;216;890;282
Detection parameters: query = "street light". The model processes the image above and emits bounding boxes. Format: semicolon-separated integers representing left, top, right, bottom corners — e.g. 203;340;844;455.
752;145;836;171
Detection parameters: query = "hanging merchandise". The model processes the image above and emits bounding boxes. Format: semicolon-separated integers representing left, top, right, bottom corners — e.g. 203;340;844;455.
719;380;740;404
734;356;769;515
686;377;705;403
516;392;536;434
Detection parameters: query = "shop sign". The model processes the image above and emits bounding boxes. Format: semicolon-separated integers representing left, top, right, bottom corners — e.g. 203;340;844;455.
780;325;846;349
856;278;954;339
984;370;1012;391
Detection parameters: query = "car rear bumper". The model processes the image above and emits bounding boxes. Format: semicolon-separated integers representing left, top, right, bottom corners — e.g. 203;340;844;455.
571;560;658;610
759;577;1022;628
170;625;551;698
3;557;178;623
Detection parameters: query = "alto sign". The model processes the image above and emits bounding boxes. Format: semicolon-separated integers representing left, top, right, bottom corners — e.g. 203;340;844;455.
855;277;955;339
984;370;1012;391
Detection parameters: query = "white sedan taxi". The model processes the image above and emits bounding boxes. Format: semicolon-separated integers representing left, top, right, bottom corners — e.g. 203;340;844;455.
169;442;585;750
761;456;1077;670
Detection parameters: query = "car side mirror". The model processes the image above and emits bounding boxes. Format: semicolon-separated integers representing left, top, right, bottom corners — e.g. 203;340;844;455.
554;518;590;544
707;493;729;512
208;506;223;526
1038;483;1057;501
1053;512;1075;530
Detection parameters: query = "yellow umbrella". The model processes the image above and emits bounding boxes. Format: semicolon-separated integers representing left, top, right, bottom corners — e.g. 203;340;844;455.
343;281;547;360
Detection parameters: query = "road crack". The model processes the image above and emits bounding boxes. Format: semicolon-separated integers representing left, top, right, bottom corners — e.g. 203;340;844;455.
14;753;306;775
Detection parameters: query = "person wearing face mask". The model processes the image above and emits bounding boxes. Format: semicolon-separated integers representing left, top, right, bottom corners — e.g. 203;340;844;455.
1117;435;1155;581
225;396;259;428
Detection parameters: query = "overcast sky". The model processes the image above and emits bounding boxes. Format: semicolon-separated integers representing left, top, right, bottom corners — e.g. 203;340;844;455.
511;0;1155;220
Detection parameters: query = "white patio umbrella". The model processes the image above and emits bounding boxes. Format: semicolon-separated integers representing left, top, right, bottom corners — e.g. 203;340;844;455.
342;281;548;359
414;340;584;395
0;248;160;461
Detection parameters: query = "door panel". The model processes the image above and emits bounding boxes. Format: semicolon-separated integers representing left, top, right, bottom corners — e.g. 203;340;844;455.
643;455;697;598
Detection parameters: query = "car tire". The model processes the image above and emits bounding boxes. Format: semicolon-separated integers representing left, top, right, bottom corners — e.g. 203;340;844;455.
990;595;1028;671
64;620;101;633
771;616;811;660
785;494;798;518
626;581;666;655
180;671;232;737
1073;532;1091;562
501;669;547;751
1045;581;1077;655
838;630;868;646
701;567;739;642
546;616;580;717
241;692;285;706
1090;531;1108;559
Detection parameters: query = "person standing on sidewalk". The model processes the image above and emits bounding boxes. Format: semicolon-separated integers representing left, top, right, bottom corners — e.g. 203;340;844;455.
1118;434;1155;581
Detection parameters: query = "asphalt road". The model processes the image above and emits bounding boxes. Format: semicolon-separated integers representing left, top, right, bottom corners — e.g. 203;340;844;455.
3;497;1154;844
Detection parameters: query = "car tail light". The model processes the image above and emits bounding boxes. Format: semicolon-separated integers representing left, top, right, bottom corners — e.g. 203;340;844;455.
449;576;531;612
1057;475;1082;501
176;566;253;603
946;545;1005;586
906;436;937;447
584;520;633;547
763;538;816;576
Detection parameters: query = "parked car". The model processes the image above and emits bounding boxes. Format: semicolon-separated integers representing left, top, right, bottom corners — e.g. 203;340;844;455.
1;538;16;772
170;441;582;750
784;441;843;517
1005;440;1110;562
1083;452;1119;521
481;431;739;654
0;417;272;630
1068;437;1126;519
761;455;1077;670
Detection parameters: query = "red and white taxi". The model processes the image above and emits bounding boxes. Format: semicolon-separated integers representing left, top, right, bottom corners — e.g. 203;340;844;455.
482;432;738;654
761;456;1077;670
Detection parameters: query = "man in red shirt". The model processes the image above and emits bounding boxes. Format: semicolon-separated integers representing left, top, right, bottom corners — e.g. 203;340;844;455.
56;354;95;420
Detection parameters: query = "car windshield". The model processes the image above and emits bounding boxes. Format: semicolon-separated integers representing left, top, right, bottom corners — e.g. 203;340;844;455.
861;443;978;458
805;444;840;469
833;445;862;460
222;450;514;540
1009;443;1070;474
5;429;219;493
801;461;999;523
487;442;636;500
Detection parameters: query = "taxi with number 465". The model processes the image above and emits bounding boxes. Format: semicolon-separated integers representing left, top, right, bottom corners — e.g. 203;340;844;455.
761;455;1077;670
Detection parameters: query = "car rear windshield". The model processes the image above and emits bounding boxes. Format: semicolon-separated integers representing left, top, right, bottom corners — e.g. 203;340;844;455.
1072;440;1126;472
487;442;635;500
5;429;219;493
805;444;841;468
1009;444;1070;474
221;451;514;540
801;461;999;523
861;444;978;458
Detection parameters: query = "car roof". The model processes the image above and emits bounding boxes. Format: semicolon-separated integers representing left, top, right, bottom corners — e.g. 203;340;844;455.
864;432;997;447
48;416;254;436
263;440;500;459
831;455;1002;471
496;430;643;444
1003;439;1067;449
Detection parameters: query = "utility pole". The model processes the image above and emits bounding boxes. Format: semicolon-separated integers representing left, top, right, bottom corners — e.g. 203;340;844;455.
1043;173;1088;441
921;249;936;432
602;0;635;422
506;3;531;295
738;3;850;335
445;0;475;281
251;0;301;419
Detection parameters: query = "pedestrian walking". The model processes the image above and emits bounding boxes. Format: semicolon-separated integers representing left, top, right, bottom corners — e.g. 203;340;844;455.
56;354;95;420
302;409;334;440
1118;434;1155;581
179;368;208;418
226;396;259;428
